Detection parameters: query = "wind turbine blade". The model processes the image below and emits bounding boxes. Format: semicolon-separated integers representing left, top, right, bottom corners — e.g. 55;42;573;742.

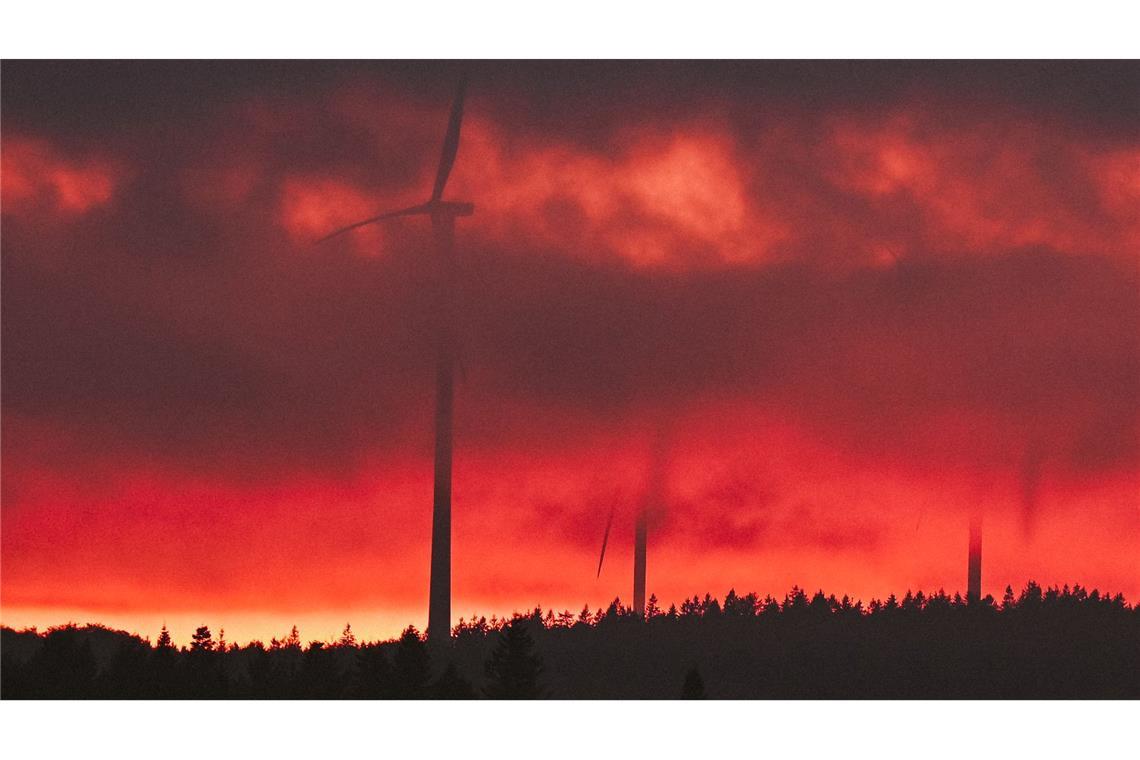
431;78;468;202
596;503;616;579
313;202;432;244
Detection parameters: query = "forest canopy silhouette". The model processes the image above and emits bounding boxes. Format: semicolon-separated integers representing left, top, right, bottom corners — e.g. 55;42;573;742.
3;582;1137;699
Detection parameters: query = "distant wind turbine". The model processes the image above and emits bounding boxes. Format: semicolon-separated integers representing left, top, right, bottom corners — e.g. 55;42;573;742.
967;512;982;603
595;432;669;617
317;78;472;648
634;433;669;616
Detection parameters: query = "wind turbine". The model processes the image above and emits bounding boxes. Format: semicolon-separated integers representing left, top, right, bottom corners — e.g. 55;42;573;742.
317;79;472;648
595;497;648;615
967;512;982;603
596;431;668;617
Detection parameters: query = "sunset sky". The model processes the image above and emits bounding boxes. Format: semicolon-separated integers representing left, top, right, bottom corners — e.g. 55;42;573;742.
2;61;1137;645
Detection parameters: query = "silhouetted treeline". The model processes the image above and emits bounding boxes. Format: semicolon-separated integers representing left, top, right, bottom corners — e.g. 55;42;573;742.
3;582;1137;699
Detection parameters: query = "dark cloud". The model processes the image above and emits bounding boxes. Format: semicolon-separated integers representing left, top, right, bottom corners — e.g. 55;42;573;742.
3;62;1137;482
4;61;1138;140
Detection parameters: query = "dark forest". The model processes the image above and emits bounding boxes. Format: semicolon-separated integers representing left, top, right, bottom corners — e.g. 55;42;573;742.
4;581;1137;699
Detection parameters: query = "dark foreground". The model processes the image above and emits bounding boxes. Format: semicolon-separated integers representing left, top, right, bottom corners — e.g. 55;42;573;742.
3;582;1137;699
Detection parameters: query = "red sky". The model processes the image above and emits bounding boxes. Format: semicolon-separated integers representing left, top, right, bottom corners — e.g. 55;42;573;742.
2;61;1137;644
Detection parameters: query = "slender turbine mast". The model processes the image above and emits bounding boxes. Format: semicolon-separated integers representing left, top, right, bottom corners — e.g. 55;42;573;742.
633;503;648;616
967;512;982;603
595;434;667;617
634;433;668;616
317;79;472;647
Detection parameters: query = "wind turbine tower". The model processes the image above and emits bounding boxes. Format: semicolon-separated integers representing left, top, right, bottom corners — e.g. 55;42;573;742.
318;79;471;648
634;432;668;616
598;432;668;617
967;512;982;603
633;501;648;617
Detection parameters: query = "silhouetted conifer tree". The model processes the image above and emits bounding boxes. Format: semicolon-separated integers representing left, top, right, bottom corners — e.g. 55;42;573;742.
646;594;662;618
98;636;152;698
29;626;98;698
242;641;275;699
762;596;780;616
187;625;225;697
681;667;706;699
484;617;544;699
152;625;179;698
190;625;215;652
391;626;431;698
354;643;394;698
432;661;477;699
703;594;722;618
299;641;343;698
577;605;591;626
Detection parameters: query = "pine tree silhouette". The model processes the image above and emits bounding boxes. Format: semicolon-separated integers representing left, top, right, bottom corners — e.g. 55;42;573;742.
484;617;544;699
299;641;343;698
391;626;431;699
187;625;224;697
681;667;706;699
152;624;179;698
190;625;215;652
577;605;591;626
98;636;153;698
354;643;394;698
646;593;662;618
1002;585;1016;610
27;625;97;698
432;661;477;699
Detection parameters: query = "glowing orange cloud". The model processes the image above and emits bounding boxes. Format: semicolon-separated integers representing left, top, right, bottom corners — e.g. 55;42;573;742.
450;121;790;267
279;94;1135;272
2;136;119;216
823;111;1139;261
278;177;387;247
